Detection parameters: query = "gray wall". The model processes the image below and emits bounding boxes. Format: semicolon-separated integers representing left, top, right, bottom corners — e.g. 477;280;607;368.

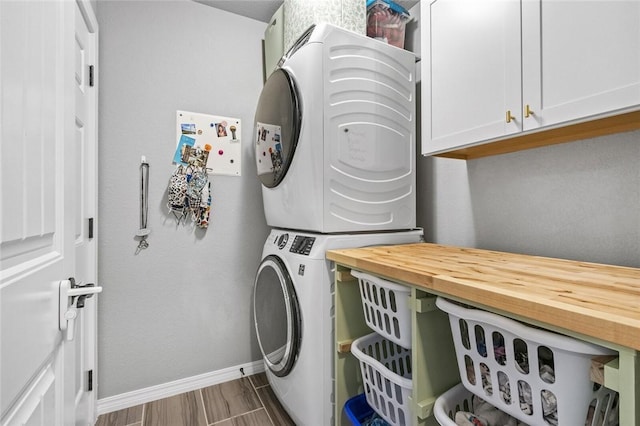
97;0;269;398
417;131;640;268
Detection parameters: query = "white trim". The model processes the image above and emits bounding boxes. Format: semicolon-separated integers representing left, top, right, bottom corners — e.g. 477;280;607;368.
76;0;98;33
96;360;265;415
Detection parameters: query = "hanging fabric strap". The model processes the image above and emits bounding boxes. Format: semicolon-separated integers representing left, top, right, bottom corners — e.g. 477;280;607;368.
167;165;188;223
166;146;212;229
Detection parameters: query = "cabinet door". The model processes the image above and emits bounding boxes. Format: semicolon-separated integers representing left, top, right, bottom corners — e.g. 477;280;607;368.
263;4;284;81
522;0;640;131
421;0;522;155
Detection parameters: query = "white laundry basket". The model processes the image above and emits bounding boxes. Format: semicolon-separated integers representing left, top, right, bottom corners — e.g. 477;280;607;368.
433;383;476;426
351;332;413;426
351;270;412;349
434;383;620;426
435;297;619;426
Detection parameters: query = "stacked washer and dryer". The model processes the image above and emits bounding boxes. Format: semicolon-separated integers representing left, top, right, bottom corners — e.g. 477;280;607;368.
252;23;422;425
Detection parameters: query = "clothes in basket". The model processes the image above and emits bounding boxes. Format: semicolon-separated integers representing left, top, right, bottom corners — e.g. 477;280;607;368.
454;394;526;425
465;327;559;424
452;393;609;426
361;414;389;426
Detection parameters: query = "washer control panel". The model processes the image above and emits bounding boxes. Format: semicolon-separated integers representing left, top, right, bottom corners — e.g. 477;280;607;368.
289;236;315;255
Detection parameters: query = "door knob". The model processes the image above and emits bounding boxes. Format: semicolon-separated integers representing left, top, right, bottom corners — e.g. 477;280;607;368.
59;278;103;341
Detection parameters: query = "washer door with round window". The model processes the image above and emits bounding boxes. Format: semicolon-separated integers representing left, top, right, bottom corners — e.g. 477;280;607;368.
253;67;302;189
253;255;301;377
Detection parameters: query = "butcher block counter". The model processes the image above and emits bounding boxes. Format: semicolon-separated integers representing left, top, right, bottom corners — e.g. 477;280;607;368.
327;243;640;426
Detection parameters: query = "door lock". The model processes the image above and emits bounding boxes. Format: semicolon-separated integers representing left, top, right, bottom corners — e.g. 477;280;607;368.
59;278;103;341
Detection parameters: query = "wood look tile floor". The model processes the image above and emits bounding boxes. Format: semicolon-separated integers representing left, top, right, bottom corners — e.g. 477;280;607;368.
96;373;296;426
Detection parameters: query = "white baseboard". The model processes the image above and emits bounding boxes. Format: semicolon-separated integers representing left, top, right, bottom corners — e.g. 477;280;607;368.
97;360;265;415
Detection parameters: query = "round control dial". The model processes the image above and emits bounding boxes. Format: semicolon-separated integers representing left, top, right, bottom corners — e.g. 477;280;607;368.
276;233;289;249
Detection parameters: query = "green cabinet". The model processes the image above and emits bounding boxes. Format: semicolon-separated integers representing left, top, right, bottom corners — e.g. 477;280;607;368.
334;265;639;426
263;4;284;82
334;266;459;426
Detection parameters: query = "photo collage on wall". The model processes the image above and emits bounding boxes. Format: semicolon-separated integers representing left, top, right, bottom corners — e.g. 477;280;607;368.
166;111;242;230
173;111;241;176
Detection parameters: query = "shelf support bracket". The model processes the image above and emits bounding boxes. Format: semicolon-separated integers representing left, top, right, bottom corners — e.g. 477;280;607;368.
408;395;437;420
413;295;437;313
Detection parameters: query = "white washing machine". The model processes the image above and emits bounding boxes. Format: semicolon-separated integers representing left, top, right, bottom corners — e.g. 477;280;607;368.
253;23;417;233
253;228;423;425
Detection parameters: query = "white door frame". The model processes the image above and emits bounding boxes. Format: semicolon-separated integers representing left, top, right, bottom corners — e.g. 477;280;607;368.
71;0;100;424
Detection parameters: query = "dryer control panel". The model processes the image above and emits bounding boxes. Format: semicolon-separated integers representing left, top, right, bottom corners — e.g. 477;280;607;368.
290;236;315;255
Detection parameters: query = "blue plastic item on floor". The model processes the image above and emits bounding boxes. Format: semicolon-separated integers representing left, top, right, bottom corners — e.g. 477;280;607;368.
344;394;390;426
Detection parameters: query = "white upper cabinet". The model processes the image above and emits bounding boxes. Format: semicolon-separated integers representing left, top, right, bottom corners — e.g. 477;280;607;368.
422;0;522;154
421;0;640;157
521;1;640;131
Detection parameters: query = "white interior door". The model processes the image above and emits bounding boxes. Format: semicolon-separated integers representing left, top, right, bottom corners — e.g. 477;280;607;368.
0;1;98;425
70;1;99;425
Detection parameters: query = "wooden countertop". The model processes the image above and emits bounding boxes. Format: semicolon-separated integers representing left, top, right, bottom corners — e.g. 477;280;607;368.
326;243;640;351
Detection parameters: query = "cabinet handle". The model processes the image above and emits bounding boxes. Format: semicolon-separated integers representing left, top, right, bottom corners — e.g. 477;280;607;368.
506;110;516;123
525;104;534;118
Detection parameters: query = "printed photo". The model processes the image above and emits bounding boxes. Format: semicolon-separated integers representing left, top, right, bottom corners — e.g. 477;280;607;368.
181;123;196;135
216;122;227;138
174;134;195;164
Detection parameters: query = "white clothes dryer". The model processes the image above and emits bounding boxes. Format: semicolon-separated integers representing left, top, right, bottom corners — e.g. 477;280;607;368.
254;23;417;233
253;228;423;425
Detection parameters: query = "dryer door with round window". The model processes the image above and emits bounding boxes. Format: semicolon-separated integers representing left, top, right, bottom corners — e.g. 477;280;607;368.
253;255;301;377
253;68;301;189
